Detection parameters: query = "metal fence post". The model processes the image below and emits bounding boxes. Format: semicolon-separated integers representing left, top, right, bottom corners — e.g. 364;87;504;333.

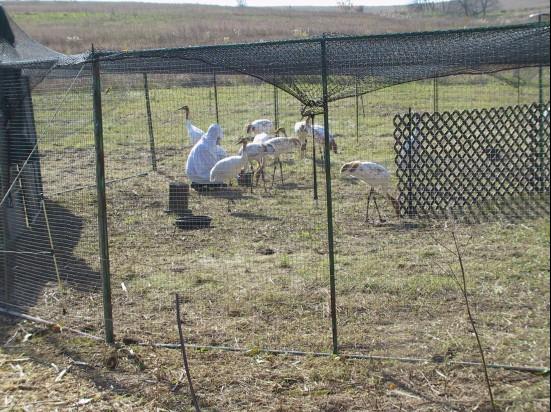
273;85;279;130
92;49;114;344
320;37;338;355
355;77;360;144
407;108;415;217
311;114;318;201
534;13;548;194
143;73;157;171
516;69;521;105
433;77;439;113
0;104;10;301
213;70;220;124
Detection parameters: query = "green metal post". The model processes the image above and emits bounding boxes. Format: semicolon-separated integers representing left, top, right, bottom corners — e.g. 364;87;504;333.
92;50;114;344
516;69;521;105
537;15;544;193
311;114;318;201
355;77;360;144
320;37;338;355
143;73;157;171
213;70;220;124
407;108;415;217
0;102;10;302
433;77;438;113
273;86;279;130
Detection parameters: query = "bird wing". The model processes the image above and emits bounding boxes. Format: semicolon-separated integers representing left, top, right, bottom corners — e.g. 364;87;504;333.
253;133;270;144
252;119;273;133
187;120;204;137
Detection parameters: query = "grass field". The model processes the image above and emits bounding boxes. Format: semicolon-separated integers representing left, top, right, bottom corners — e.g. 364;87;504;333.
3;0;550;53
1;65;549;410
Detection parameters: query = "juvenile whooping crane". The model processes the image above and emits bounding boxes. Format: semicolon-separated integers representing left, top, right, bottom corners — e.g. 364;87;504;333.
245;127;287;187
176;105;204;146
294;118;338;160
264;134;302;186
246;119;274;136
210;138;257;210
340;161;400;223
238;140;273;190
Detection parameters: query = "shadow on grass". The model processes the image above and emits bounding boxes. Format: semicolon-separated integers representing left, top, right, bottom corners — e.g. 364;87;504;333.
195;188;246;201
1;199;101;313
400;192;550;226
230;211;280;221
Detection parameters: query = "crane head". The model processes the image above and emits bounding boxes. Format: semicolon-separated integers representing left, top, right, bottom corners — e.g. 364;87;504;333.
237;137;249;146
176;105;190;114
340;161;361;175
275;127;287;137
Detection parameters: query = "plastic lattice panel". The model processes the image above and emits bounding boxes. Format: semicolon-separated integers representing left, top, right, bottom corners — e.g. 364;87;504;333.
394;102;551;218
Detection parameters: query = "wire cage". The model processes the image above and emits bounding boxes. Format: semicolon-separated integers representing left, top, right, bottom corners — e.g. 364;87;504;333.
1;6;550;376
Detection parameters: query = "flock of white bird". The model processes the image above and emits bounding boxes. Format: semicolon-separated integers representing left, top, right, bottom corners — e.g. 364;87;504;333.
179;105;401;222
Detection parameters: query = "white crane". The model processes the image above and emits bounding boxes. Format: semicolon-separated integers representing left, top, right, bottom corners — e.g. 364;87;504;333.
340;161;400;223
243;127;287;188
210;138;256;210
264;136;302;186
246;119;273;136
238;140;274;190
176;105;204;146
210;138;253;186
294;118;338;159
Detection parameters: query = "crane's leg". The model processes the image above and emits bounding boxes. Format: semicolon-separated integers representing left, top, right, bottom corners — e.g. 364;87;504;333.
365;187;374;222
256;159;267;192
278;157;284;185
227;198;236;213
373;193;384;222
271;159;278;189
262;163;267;191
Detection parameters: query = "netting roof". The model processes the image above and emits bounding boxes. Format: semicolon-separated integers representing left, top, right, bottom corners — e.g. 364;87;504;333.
1;4;549;108
0;8;71;69
62;22;551;107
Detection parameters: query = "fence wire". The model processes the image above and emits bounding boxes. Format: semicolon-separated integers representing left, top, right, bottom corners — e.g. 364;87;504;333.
1;20;550;376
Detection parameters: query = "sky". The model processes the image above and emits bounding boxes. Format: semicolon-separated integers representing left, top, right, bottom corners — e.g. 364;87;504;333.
84;0;415;6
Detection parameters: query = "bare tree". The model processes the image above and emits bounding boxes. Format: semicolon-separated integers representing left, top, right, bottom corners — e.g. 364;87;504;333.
456;0;499;17
337;0;354;12
456;0;475;16
479;0;499;17
409;0;453;14
236;0;247;7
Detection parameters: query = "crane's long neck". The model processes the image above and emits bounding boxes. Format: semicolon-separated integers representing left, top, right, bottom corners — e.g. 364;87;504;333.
184;108;190;121
240;143;248;163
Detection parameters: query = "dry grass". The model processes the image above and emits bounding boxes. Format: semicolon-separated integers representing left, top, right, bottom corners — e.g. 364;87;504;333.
1;317;550;411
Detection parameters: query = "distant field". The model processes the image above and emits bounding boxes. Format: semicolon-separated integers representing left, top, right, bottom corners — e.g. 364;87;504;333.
3;0;549;53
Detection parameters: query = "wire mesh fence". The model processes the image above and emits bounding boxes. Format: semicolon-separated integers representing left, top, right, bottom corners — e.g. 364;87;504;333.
328;67;550;368
1;15;550;374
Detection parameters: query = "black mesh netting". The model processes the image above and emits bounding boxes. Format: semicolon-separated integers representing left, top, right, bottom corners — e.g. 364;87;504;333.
2;4;549;108
79;24;550;106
